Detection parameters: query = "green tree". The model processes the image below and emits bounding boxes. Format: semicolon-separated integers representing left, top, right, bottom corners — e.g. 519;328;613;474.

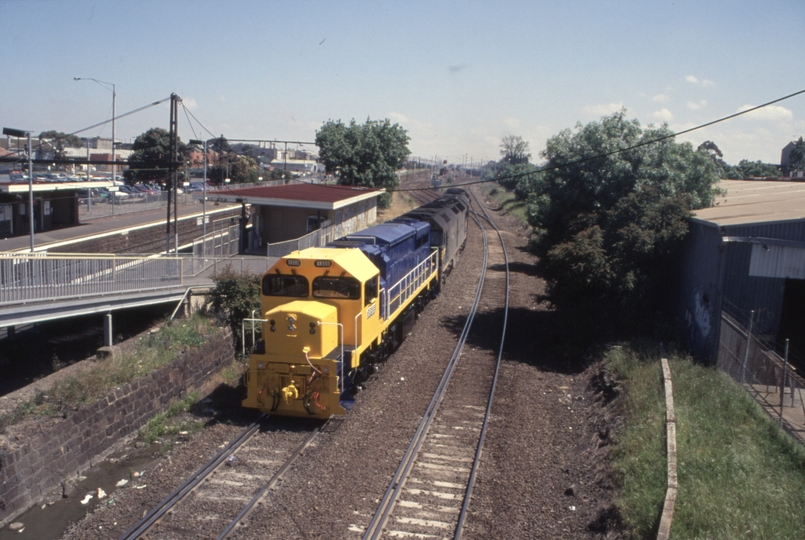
125;128;188;183
500;135;531;165
788;137;805;171
208;155;259;184
208;267;260;353
316;118;410;208
527;111;721;339
738;159;779;178
37;131;82;161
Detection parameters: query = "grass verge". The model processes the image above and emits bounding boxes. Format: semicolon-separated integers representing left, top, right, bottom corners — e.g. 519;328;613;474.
608;343;805;539
476;183;529;224
0;313;218;432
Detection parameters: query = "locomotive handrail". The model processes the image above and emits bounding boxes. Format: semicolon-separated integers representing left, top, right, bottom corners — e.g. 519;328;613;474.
354;311;361;347
385;251;438;320
241;317;269;358
318;321;345;396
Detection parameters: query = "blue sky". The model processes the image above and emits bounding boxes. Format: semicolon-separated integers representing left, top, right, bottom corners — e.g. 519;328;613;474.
1;0;803;166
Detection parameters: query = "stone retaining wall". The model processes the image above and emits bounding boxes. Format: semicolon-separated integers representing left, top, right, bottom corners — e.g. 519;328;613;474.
0;327;235;526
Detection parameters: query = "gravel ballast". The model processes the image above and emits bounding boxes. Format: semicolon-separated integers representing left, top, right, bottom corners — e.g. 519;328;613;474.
57;187;621;539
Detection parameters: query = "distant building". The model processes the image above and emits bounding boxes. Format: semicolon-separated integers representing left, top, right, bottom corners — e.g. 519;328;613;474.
781;140;804;178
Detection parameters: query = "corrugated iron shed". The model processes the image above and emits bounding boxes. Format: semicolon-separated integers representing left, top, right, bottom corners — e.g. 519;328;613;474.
676;179;805;364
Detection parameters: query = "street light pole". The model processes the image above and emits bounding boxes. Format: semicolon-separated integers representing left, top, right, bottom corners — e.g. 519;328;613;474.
190;139;210;257
74;78;116;182
26;132;33;251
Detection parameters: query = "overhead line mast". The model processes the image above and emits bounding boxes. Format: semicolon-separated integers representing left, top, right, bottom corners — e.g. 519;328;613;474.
167;93;180;254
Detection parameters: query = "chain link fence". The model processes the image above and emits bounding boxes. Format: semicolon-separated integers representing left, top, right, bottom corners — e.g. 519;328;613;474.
717;300;805;443
78;192;198;221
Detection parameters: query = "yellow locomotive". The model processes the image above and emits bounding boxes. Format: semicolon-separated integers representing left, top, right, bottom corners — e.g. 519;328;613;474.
242;190;469;419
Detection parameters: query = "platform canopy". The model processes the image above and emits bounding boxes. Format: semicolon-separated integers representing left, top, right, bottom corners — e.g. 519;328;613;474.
200;183;383;210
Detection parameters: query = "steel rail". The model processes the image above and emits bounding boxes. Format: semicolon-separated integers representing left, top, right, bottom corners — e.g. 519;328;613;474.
117;415;267;540
454;193;511;539
362;204;490;540
216;423;326;539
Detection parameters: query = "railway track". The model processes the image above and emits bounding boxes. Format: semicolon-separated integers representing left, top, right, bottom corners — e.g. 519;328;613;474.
356;191;510;539
399;172;443;206
118;417;324;540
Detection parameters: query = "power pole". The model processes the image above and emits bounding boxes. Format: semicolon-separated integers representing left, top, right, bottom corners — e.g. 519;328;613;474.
166;93;180;254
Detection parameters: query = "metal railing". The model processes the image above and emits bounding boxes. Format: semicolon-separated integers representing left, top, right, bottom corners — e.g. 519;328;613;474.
383;250;438;320
192;224;240;260
717;308;805;444
0;252;188;306
0;246;265;309
267;222;348;266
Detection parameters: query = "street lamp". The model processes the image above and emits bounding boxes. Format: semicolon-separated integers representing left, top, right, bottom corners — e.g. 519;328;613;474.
189;139;209;254
74;77;116;183
3;127;35;251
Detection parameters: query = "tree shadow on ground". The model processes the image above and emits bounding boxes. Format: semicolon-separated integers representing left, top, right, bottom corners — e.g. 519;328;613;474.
440;305;596;375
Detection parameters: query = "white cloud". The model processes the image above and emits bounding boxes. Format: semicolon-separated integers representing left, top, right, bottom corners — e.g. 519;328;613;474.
182;97;198;110
652;108;673;122
685;75;715;87
687;100;707;110
652;93;670;103
737;104;793;121
503;117;521;129
582;102;624;116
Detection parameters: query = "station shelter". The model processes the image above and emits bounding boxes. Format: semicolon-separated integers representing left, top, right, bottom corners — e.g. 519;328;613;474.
0;181;109;238
200;183;384;253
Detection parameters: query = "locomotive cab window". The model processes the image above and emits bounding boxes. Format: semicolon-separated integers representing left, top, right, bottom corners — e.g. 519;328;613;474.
415;234;427;249
364;277;379;306
313;276;361;299
430;230;443;246
262;275;309;297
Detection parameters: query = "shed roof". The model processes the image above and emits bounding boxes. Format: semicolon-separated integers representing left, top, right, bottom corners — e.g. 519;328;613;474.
693;179;805;226
200;183;383;210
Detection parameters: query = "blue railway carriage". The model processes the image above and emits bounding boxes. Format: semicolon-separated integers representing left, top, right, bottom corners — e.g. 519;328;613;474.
243;220;439;419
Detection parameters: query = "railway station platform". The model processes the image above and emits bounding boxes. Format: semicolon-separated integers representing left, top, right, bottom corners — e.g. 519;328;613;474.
0;202;233;253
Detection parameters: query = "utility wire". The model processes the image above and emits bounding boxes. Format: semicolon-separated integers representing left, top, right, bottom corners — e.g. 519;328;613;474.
181;103;217;140
70;97;171;137
182;104;200;142
388;87;805;192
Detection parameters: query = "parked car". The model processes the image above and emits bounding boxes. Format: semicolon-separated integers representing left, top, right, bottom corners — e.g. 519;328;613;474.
77;188;103;203
98;187;129;201
118;185;143;198
132;184;159;195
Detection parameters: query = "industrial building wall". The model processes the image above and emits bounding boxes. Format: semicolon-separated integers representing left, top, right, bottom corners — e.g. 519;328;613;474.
676;217;805;363
674;219;724;362
720;220;805;357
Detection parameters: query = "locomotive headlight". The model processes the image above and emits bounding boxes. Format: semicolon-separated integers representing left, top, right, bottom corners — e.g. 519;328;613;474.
288;315;296;324
309;321;317;335
289;324;296;331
